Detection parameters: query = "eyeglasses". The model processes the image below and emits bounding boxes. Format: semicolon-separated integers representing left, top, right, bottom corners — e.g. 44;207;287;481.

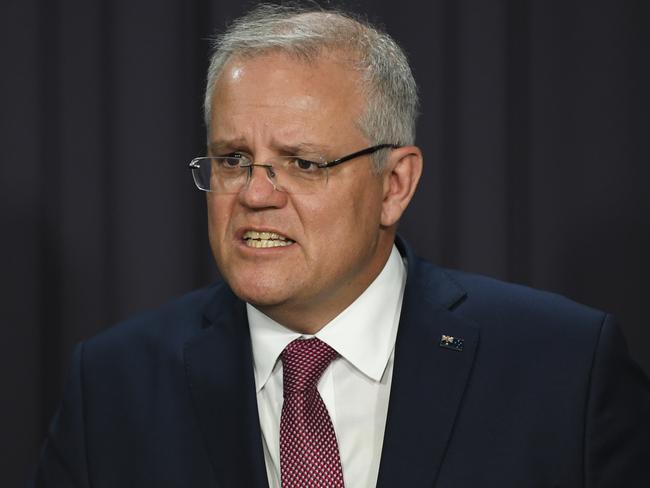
188;144;398;195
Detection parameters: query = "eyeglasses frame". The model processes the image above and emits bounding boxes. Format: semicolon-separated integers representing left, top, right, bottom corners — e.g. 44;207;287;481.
188;143;400;192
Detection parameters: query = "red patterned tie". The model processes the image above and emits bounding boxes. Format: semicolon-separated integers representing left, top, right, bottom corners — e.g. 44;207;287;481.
280;338;345;487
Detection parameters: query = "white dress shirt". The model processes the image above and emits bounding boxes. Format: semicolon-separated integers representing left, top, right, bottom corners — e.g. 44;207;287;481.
247;245;406;488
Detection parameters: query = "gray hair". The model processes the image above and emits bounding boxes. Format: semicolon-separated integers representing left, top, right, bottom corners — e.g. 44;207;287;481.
204;3;419;171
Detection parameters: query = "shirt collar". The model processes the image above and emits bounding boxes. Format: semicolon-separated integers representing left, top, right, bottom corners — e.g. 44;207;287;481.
248;244;406;392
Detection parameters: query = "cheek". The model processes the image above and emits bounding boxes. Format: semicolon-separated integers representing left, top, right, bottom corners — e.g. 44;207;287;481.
302;192;381;252
351;182;384;227
206;196;234;248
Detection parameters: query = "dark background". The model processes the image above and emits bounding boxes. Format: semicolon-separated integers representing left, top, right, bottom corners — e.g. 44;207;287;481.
2;0;649;485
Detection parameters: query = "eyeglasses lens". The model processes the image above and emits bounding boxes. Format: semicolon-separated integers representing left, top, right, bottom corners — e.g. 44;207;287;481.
191;157;327;194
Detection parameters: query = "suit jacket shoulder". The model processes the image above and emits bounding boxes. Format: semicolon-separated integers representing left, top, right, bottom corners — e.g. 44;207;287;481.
84;281;225;356
34;279;265;488
380;239;650;487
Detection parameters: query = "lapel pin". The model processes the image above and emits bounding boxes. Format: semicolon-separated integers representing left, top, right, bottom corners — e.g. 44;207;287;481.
439;334;464;352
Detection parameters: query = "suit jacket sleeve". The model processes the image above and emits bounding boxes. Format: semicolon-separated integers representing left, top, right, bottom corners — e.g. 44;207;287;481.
585;314;650;486
34;342;89;488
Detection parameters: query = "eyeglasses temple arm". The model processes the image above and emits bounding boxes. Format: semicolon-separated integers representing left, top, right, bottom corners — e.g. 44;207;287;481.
320;144;400;168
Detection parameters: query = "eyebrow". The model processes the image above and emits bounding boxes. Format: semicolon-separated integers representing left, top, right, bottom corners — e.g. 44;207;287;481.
208;140;331;157
280;142;330;156
208;139;247;155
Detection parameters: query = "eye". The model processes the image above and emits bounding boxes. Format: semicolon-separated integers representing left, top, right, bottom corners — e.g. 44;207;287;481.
218;153;248;169
290;157;319;172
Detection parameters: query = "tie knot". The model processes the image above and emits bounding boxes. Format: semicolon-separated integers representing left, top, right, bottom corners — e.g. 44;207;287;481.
280;338;338;394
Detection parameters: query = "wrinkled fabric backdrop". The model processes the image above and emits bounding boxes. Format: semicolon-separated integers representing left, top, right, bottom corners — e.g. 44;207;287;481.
2;0;649;484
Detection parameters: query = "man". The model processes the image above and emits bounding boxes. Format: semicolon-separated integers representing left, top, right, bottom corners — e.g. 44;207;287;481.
35;4;650;487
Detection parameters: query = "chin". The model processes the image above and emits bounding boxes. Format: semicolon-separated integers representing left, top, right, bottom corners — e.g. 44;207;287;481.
226;277;293;309
216;253;307;308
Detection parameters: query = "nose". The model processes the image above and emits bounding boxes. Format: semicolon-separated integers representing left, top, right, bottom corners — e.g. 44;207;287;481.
239;164;287;208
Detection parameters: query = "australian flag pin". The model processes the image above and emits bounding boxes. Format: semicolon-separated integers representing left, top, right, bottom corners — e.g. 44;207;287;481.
439;334;464;352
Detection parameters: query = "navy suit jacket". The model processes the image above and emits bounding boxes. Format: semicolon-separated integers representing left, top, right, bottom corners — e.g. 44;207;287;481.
35;239;650;487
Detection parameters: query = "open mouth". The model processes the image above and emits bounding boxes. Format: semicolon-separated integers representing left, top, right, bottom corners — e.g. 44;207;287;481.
242;230;295;248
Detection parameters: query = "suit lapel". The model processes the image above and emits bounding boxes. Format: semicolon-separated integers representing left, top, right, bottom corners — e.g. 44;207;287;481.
376;242;480;487
184;283;269;488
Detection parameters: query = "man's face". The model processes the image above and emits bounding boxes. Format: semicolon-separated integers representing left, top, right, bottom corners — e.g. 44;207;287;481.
207;51;395;330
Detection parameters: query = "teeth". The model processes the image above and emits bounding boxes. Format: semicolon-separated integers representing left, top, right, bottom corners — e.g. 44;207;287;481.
243;230;288;241
245;239;292;248
242;230;294;248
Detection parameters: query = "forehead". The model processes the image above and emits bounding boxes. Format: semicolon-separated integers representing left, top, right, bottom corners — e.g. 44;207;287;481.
209;51;367;149
216;48;361;96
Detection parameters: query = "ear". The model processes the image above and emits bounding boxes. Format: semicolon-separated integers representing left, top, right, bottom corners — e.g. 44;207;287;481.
380;146;423;227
